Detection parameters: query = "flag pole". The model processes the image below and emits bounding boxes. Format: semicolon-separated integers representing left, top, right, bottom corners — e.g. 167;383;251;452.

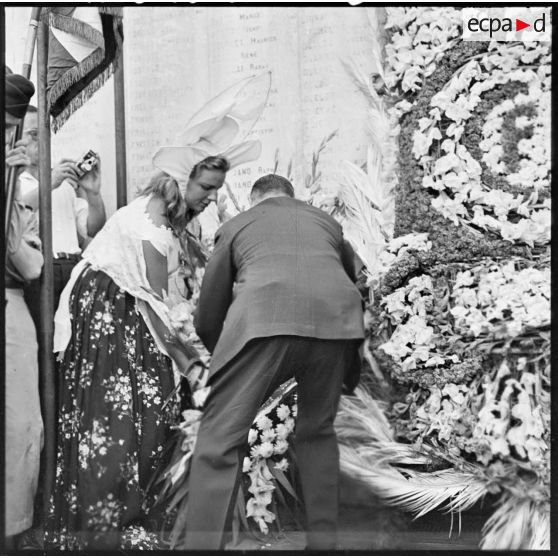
4;7;41;257
114;48;127;208
37;16;56;519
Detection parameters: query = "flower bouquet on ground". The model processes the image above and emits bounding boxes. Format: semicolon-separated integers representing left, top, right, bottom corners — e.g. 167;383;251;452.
148;373;301;549
233;379;303;545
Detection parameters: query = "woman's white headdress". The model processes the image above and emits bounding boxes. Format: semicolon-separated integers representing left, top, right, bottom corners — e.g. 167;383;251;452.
152;72;271;183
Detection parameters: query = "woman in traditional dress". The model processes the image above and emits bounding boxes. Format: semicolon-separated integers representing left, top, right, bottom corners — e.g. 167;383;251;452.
43;155;230;550
44;73;270;550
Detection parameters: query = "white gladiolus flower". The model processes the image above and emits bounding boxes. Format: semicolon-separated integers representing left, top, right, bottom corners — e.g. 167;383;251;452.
284;417;296;433
250;444;263;459
258;441;274;459
274;440;289;455
260;428;276;444
276;404;290;421
255;415;273;431
248;428;258;445
192;387;210;408
274;458;289;472
242;457;252;473
275;423;290;441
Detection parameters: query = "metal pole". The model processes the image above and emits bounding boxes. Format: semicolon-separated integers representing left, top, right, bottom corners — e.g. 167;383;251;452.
113;49;127;208
37;18;56;518
4;7;42;253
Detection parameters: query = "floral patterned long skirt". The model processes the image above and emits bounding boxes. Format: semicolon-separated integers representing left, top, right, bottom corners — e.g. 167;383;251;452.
44;265;180;550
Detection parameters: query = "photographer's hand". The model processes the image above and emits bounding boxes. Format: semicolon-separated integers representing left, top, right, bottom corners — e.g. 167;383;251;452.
78;156;101;195
52;159;80;190
77;157;105;237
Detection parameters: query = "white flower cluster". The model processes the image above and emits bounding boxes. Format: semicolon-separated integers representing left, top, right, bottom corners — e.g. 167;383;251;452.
167;299;197;346
412;359;548;468
378;232;432;271
411;40;551;246
415;382;471;443
243;403;296;534
450;261;550;338
120;525;161;550
380;274;459;371
176;409;202;453
480;88;550;192
384;7;462;94
470;360;548;466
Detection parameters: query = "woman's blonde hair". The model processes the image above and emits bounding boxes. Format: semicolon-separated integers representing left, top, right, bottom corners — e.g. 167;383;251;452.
142;155;230;234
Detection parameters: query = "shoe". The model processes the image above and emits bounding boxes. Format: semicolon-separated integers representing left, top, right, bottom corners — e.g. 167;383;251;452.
17;527;44;551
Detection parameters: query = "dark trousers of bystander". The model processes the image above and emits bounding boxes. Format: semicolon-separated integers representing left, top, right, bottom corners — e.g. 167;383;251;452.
24;255;80;334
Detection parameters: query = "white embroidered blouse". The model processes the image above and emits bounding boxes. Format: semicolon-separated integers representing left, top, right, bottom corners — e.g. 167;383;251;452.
54;194;181;356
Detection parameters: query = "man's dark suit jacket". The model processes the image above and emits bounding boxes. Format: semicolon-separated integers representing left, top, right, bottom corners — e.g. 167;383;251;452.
195;196;365;378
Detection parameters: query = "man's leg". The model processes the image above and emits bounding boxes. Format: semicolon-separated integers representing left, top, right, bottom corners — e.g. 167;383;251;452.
184;337;294;550
293;338;359;550
53;259;78;311
23;277;41;335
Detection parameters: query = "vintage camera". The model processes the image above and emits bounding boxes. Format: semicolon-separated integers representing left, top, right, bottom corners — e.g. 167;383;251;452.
76;150;98;177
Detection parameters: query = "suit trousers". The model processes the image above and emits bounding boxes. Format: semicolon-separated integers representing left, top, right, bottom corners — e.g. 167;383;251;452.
183;335;359;550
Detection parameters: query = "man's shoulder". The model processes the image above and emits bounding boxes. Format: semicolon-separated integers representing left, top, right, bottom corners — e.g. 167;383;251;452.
289;198;343;232
217;200;271;232
215;208;255;241
215;197;341;238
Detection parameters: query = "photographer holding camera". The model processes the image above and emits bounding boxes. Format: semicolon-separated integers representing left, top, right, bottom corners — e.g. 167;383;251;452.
19;106;106;325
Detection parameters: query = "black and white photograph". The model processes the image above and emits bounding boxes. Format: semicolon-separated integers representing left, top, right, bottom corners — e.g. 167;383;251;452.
2;3;551;553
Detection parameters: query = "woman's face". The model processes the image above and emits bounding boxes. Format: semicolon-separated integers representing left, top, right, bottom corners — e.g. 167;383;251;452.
184;168;226;214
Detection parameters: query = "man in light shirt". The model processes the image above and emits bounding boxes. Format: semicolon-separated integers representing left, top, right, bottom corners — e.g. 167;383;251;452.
20;106;106;326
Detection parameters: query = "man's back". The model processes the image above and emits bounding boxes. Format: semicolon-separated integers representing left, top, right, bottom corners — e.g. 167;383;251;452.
196;196;364;375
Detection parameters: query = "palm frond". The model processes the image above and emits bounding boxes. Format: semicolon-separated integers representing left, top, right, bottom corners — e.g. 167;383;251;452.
340;445;488;519
341;58;378;106
365;7;386;82
342;58;390;153
364;145;393;243
336;385;394;443
529;507;550;550
365;108;390;163
481;495;549;550
339;161;386;270
340;56;395;265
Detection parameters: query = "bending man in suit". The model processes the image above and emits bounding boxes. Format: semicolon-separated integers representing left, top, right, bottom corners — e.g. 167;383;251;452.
185;174;365;550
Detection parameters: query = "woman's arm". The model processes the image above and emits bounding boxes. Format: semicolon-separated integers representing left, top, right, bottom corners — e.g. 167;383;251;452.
142;240;199;371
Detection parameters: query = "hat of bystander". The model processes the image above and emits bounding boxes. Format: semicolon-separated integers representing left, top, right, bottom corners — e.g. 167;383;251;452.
5;69;35;119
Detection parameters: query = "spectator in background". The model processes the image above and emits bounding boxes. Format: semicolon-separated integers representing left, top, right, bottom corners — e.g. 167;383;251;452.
4;69;44;551
20;106;106;326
